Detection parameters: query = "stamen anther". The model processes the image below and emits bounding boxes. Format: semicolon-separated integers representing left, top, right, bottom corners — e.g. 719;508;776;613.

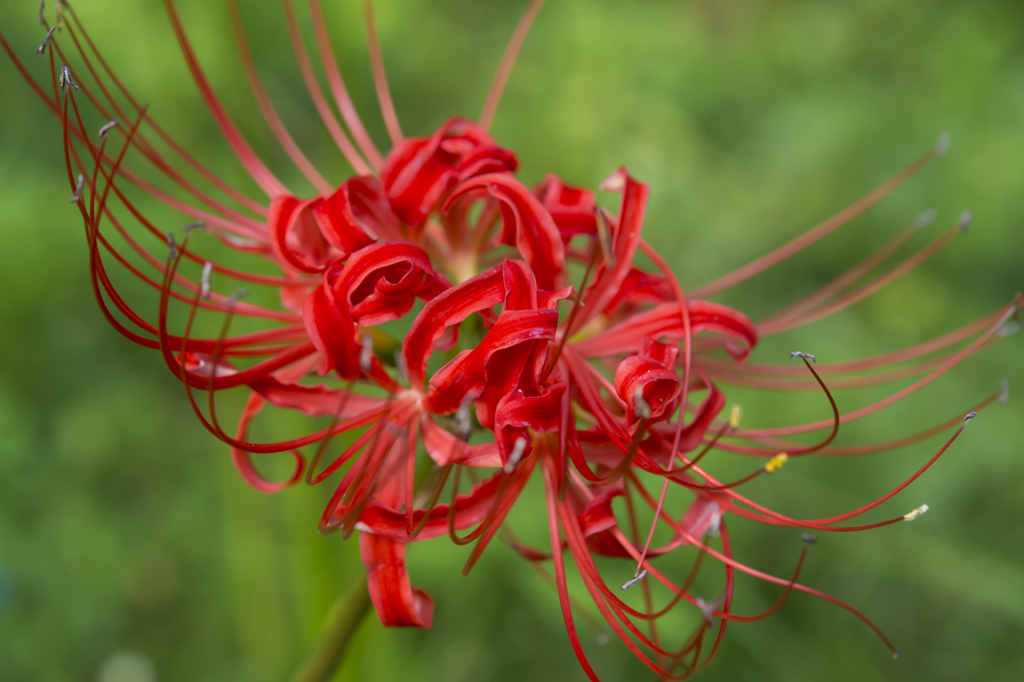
729;404;742;429
790;351;816;363
98;120;119;139
181;221;207;233
166;233;178;260
935;131;951;157
633;385;652;421
957;210;973;231
359;333;374;374
224;288;249;307
455;393;475;441
963;411;978;424
801;533;818;545
998;319;1021;338
39;1;46;27
504;436;528;474
200;262;213;300
69;174;84;203
696;596;723;624
620;569;648;590
708;502;722;538
58;65;78;91
37;26;56;54
763;452;788;474
903;503;929;521
914;208;937;230
1000;378;1010;405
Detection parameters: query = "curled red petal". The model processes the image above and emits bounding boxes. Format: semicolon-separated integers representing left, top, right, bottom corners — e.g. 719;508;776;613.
334;242;447;326
539;284;575;310
533;172;597;239
382;117;516;227
613;336;682;424
310;178;381;257
304;243;448;378
230;392;304;493
578;486;624;538
493;384;566;463
403;264;507;387
426;308;557;415
576;299;758;362
614;355;681;424
359;533;434;628
578;168;649;324
269;194;336;274
604;267;674;313
495;384;566;433
303;281;359;377
447;173;565;290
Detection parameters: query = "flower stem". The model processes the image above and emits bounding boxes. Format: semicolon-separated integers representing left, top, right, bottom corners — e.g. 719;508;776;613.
289;576;372;682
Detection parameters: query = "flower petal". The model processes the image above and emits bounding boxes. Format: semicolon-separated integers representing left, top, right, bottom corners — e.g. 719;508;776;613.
356;468;505;540
230;392;304;493
447;174;565;290
578;168;649;323
575;300;759;362
533;173;597;239
268;195;335;274
403;264;507;388
359;533;434;628
382;117;516;227
426;308;557;415
420;416;502;468
311;177;382;256
335;242;447;326
249;375;386;417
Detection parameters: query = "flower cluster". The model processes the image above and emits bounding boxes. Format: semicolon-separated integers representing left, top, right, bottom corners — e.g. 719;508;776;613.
7;1;1019;678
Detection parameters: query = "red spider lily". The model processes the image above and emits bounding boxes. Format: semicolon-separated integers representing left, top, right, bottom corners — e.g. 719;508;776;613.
5;1;1020;679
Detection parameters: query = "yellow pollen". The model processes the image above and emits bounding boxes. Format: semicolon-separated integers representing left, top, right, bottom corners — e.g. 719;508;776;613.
903;503;930;521
764;452;788;474
729;404;742;429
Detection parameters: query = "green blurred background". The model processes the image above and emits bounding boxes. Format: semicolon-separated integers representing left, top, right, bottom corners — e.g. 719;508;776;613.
1;0;1022;680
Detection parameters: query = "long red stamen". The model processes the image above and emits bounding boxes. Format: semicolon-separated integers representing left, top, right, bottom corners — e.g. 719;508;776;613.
61;7;268;215
760;211;933;325
691;139;945;299
229;0;332;193
361;0;403;146
308;0;384;169
542;460;602;682
760;218;966;335
162;0;289;196
53;25;269;232
281;0;373;175
479;0;547;131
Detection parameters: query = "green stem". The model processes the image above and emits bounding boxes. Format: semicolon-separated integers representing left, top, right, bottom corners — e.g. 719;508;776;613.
289;576;373;682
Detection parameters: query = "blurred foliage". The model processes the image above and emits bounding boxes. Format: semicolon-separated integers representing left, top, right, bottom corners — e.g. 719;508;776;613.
1;0;1022;680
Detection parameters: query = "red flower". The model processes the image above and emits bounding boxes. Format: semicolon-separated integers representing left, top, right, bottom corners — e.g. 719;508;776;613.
6;2;1020;680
